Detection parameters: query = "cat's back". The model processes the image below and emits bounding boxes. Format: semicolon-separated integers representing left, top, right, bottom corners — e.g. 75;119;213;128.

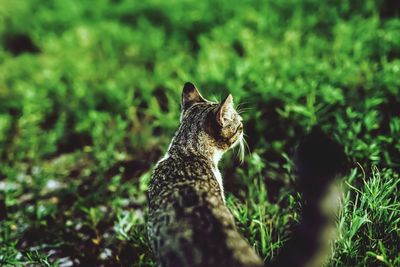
147;155;262;267
148;154;221;206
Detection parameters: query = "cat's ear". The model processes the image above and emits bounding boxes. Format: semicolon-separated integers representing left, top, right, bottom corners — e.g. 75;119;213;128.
216;94;234;127
181;82;206;111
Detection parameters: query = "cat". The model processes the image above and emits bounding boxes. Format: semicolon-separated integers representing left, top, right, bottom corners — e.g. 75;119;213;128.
147;82;348;267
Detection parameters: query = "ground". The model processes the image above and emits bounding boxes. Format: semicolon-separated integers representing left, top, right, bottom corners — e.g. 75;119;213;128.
0;0;399;266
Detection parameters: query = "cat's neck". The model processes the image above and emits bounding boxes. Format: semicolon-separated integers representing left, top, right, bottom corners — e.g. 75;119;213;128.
168;142;223;168
166;142;226;202
167;129;223;167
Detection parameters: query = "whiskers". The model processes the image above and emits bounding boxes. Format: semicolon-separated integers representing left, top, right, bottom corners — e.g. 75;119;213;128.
236;102;253;115
234;101;252;164
236;134;250;164
237;137;245;164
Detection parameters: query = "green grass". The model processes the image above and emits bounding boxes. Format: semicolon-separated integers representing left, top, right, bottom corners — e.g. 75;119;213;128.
0;0;399;266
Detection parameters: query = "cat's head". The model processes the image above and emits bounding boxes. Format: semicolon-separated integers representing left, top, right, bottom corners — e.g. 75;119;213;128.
176;82;244;162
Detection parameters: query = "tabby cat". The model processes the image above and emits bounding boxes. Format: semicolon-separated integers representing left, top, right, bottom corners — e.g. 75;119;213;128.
147;82;347;267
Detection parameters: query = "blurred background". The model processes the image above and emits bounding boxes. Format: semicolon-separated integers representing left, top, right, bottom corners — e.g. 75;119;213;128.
0;0;399;266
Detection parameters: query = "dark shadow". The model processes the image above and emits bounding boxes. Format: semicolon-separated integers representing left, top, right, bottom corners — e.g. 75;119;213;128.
4;33;40;55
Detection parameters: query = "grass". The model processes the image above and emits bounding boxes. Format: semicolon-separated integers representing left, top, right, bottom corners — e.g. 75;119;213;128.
0;0;399;266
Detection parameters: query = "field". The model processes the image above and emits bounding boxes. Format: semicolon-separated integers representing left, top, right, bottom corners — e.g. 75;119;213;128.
0;0;399;266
